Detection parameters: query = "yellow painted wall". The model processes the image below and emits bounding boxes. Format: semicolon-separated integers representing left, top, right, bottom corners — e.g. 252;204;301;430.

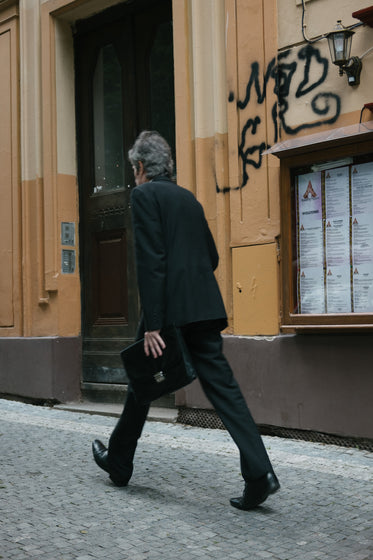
226;0;280;248
277;0;373;136
6;0;371;343
173;0;233;324
57;174;81;336
173;0;281;334
0;0;283;341
225;0;281;333
0;0;83;338
0;4;22;336
0;28;15;327
15;0;81;337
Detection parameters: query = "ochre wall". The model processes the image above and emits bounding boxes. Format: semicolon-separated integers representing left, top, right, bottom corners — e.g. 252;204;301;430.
16;0;81;338
226;0;280;335
0;4;22;336
227;0;280;244
18;173;80;338
2;0;373;345
277;0;373;137
173;0;232;324
173;0;281;335
0;0;81;339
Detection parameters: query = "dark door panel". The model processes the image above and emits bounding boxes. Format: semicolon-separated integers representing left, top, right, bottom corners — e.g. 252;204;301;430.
92;229;129;326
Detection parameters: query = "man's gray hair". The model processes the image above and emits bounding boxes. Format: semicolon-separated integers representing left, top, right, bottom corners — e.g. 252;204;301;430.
128;131;174;179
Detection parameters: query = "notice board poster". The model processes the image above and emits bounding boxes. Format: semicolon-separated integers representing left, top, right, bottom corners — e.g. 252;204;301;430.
325;166;351;313
295;160;373;314
351;162;373;312
297;172;325;314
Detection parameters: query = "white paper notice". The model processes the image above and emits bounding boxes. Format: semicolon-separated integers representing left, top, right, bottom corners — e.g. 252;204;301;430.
299;268;326;314
324;166;351;312
351;162;373;215
352;264;373;312
352;214;373;312
326;266;351;313
325;166;350;217
352;214;373;265
352;162;373;312
325;217;350;267
297;172;325;313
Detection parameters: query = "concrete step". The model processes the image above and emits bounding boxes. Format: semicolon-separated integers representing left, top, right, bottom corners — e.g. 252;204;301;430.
81;381;175;409
55;401;178;423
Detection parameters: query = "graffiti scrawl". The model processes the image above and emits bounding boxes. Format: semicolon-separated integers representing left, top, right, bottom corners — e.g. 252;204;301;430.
220;44;341;192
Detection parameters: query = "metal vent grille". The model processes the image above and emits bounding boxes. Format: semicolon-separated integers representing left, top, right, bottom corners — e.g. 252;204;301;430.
177;407;373;452
178;407;225;430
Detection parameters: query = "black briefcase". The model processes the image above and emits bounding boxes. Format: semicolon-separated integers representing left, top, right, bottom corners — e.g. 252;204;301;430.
120;325;197;404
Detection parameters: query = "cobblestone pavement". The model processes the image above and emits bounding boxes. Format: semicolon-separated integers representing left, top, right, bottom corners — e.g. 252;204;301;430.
0;398;372;560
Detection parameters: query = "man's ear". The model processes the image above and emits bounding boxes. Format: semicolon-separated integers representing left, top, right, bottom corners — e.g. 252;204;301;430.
138;161;144;174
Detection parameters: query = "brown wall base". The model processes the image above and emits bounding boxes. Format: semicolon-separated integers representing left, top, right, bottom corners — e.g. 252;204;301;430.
0;337;81;402
176;333;373;439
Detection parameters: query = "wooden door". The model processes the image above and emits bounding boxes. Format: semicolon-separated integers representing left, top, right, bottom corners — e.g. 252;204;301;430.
75;0;174;383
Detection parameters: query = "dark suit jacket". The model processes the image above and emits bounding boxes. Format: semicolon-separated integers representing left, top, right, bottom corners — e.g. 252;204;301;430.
131;176;227;331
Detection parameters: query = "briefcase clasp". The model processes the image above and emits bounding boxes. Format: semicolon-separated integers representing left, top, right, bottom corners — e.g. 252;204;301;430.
154;371;166;383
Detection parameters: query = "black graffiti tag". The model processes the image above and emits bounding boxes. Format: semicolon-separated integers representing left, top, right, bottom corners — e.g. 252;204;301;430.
278;45;341;135
221;44;341;191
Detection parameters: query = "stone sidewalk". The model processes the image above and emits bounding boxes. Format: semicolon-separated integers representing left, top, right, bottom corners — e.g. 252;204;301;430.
0;398;372;560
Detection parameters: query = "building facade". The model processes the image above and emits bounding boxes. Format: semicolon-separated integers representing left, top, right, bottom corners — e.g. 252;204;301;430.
0;0;372;439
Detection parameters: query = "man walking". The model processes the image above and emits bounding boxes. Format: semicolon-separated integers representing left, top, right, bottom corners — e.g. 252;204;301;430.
92;131;280;510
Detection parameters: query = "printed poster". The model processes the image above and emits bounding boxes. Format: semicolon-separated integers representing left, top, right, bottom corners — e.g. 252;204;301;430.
352;264;373;312
351;161;373;215
297;172;325;313
324;166;351;312
351;162;373;311
299;268;326;314
326;266;351;313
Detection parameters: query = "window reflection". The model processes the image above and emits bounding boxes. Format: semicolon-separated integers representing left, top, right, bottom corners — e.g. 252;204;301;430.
93;44;124;194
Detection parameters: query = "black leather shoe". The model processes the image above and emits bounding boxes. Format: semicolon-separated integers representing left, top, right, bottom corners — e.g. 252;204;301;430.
230;473;280;510
92;440;129;487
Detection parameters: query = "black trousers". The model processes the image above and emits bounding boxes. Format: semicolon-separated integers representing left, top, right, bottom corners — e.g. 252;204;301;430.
108;320;275;483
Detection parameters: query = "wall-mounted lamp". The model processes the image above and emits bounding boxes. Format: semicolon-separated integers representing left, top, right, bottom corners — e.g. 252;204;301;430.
326;21;362;86
301;3;373;87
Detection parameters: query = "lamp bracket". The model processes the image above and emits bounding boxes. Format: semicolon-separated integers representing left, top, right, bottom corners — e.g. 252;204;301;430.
343;56;362;86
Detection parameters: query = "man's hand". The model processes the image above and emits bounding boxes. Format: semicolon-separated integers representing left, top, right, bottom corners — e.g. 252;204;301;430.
144;330;166;358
